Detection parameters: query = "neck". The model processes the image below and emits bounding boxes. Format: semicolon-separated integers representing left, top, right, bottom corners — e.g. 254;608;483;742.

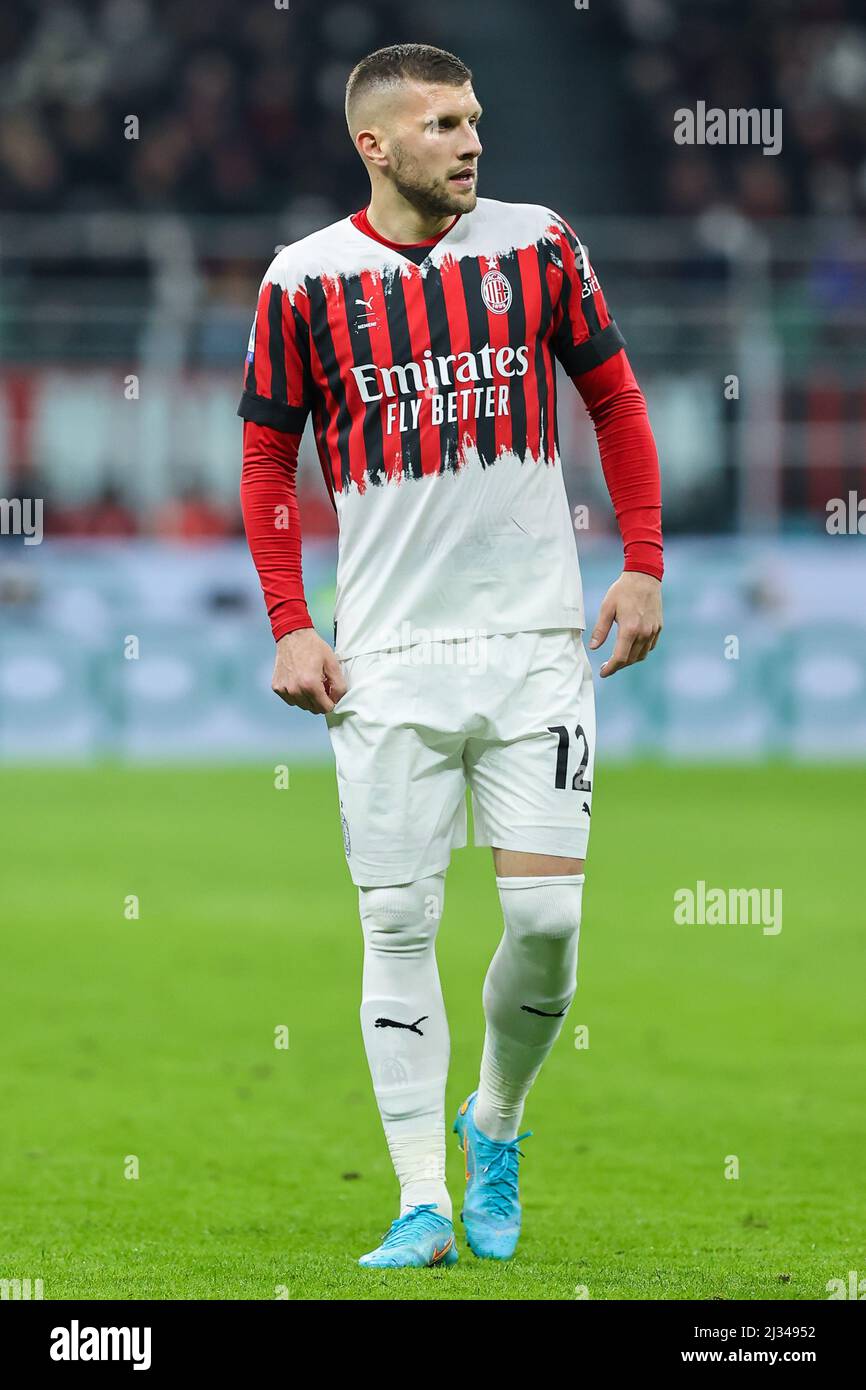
365;185;456;245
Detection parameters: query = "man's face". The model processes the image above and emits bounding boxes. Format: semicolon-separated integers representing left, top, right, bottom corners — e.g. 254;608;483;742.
382;80;483;218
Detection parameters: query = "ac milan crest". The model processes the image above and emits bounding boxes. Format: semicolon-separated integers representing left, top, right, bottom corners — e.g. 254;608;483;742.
480;268;512;314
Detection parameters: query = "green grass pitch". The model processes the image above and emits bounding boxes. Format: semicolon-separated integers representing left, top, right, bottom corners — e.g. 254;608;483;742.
1;762;862;1301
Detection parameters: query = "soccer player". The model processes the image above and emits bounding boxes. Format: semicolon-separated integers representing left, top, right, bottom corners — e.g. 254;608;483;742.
239;43;663;1268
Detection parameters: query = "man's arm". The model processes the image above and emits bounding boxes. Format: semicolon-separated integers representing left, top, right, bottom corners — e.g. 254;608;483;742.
241;419;313;642
240;420;347;714
546;211;663;676
574;351;663;678
237;267;346;715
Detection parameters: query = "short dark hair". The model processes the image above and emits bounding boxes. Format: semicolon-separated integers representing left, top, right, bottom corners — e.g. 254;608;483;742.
345;43;473;128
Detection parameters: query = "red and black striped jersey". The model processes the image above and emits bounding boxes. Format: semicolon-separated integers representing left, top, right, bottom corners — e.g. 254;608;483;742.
238;197;627;657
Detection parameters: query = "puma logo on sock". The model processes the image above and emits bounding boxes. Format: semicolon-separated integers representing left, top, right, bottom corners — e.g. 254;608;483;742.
374;1015;429;1035
521;1004;568;1017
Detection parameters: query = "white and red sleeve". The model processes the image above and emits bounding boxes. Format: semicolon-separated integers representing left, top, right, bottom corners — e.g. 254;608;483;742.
238;274;316;640
547;213;663;580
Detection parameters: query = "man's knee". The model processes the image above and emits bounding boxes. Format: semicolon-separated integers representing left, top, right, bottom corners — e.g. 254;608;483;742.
487;875;584;1021
358;872;445;957
496;873;584;944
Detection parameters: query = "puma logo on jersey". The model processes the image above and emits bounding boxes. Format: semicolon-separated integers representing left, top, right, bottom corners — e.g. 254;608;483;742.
354;296;377;331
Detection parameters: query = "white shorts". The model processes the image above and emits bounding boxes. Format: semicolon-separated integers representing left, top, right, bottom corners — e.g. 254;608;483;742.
325;629;595;887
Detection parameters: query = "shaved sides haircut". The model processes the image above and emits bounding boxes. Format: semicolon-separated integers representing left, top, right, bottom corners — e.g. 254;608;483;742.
345;42;473;132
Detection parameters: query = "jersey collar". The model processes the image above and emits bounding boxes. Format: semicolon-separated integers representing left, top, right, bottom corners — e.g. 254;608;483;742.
349;205;462;262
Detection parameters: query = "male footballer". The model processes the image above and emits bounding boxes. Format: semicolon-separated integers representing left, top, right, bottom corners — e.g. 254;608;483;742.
239;43;663;1267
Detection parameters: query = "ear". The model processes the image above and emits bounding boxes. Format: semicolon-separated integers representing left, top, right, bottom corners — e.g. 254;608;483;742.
356;126;390;169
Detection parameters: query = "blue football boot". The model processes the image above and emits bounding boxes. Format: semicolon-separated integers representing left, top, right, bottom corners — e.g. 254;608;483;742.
453;1091;532;1259
358;1202;458;1268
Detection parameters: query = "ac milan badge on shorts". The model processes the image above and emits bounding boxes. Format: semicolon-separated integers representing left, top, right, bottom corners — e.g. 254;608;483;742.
480;268;512;314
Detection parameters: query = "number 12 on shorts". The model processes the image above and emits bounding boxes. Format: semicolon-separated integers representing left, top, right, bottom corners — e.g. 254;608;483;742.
547;724;592;792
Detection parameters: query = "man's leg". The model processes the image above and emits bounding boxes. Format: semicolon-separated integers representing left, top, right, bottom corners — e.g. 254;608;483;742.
327;646;470;1236
358;871;452;1218
474;850;584;1140
465;630;595;1146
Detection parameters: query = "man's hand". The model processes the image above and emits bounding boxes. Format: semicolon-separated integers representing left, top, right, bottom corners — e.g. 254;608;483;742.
271;628;348;714
589;571;663;679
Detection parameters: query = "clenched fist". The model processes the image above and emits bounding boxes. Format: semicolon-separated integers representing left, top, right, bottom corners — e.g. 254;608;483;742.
271;628;348;714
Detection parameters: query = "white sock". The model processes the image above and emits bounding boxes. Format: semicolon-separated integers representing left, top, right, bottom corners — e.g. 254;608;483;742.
475;874;584;1141
358;873;451;1220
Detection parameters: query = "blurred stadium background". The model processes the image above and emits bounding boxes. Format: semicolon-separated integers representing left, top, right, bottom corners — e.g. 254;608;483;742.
1;0;865;1303
1;0;864;761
